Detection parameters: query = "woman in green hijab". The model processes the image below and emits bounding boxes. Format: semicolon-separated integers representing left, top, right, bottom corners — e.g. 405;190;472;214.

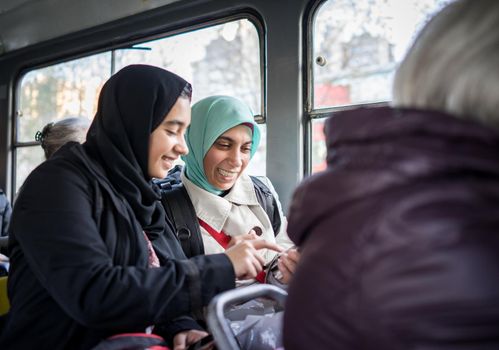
176;95;300;285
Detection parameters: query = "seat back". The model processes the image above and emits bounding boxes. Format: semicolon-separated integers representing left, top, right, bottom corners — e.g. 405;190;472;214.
0;276;9;315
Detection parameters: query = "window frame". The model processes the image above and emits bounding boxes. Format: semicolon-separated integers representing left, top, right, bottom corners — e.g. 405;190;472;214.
11;12;266;193
304;0;387;175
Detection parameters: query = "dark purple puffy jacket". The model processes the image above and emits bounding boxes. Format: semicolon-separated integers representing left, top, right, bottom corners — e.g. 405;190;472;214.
284;107;499;350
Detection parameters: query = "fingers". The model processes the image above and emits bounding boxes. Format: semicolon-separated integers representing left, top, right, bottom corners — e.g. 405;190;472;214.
277;259;292;284
225;240;269;279
174;330;209;350
250;250;265;276
251;239;284;253
240;260;258;280
173;331;187;350
279;254;295;273
255;249;266;266
227;236;241;248
276;249;300;284
186;330;209;344
247;229;258;238
287;248;301;263
228;231;258;248
239;242;265;279
225;238;285;279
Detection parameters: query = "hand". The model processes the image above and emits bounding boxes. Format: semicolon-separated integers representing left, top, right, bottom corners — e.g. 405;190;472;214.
225;239;283;280
173;329;210;350
277;248;300;284
227;229;259;248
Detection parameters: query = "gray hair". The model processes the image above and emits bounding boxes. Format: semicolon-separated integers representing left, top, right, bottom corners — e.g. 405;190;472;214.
35;117;91;159
392;0;499;129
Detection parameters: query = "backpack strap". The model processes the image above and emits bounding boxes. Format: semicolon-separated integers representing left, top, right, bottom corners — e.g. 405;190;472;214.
159;183;205;258
156;168;282;257
250;176;282;235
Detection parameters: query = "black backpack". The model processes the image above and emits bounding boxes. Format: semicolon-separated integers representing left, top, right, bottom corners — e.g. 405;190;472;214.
154;165;281;258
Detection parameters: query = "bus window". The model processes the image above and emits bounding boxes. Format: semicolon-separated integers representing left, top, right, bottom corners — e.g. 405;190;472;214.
113;18;264;176
15;146;46;193
15;52;110;192
311;0;451;173
114;19;261;113
13;17;264;193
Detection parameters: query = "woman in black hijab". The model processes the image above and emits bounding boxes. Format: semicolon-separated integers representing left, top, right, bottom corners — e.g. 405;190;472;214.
0;65;278;350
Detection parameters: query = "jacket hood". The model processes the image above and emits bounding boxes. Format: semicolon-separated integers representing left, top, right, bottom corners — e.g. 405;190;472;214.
288;106;499;245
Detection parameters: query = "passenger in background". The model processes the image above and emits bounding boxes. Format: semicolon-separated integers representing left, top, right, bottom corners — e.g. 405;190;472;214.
0;119;89;259
0;188;11;258
0;65;280;350
162;95;299;285
35;117;91;159
284;0;499;349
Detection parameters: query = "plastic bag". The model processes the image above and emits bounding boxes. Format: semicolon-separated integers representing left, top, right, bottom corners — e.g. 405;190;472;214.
225;297;284;350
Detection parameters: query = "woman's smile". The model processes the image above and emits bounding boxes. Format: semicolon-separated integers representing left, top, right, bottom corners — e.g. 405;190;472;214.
216;167;239;182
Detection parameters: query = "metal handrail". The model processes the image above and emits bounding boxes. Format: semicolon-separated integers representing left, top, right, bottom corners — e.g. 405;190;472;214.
206;284;287;350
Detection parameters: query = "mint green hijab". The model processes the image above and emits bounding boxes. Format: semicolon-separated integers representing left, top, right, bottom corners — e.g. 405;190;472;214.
183;95;261;195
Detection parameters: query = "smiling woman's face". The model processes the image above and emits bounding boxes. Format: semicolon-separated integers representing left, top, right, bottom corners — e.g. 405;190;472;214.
147;97;191;179
203;124;252;190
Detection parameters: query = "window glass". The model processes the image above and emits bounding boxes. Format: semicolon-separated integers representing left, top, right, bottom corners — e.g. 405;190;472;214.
15;53;110;193
114;18;265;175
115;19;261;112
13;18;264;192
17;53;110;142
311;0;451;174
15;146;45;193
312;0;451;109
245;125;266;175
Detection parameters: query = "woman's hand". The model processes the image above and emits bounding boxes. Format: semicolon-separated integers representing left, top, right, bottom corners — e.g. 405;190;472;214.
173;329;212;350
227;229;259;248
277;248;300;284
225;239;283;279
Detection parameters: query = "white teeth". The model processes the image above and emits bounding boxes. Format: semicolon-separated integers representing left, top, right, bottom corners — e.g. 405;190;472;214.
218;168;236;177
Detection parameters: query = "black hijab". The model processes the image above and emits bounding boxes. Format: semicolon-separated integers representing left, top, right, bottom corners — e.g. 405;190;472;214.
85;64;189;238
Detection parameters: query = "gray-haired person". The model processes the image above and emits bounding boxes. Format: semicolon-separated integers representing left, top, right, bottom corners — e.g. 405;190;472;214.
35;117;91;159
284;1;499;349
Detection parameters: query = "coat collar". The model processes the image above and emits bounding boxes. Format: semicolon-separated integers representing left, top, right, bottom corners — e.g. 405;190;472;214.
288;106;499;246
181;171;259;232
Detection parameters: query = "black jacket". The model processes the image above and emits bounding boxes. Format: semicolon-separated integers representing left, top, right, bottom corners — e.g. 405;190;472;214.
284;107;499;350
0;143;235;349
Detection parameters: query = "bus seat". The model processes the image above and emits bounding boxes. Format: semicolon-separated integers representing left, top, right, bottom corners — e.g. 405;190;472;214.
0;276;9;315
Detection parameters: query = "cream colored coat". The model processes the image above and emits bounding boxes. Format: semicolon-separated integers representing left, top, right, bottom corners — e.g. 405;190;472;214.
181;171;293;264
